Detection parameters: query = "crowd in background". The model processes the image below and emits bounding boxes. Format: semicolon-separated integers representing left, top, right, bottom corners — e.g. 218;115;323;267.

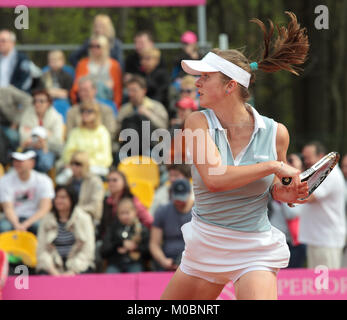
0;14;346;278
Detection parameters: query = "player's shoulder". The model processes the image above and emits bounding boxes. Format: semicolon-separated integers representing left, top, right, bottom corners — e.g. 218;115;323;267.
275;122;290;141
184;110;208;130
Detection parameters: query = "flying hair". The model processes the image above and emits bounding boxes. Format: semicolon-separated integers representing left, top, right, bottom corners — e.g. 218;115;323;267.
250;11;309;76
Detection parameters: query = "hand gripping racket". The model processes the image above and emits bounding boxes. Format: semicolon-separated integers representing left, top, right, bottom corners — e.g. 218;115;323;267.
281;152;340;201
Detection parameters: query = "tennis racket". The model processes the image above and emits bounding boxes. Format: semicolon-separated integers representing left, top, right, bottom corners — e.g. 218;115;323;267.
282;151;340;200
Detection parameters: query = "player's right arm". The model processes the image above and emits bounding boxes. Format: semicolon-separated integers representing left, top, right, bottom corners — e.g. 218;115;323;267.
184;111;300;193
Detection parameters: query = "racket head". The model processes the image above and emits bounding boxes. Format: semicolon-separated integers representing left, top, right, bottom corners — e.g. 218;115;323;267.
298;151;340;200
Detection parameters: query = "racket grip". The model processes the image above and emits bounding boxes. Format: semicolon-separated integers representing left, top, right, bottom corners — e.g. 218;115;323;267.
282;177;292;185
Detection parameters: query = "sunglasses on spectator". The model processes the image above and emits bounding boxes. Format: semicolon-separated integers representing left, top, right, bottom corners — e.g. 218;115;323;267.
107;178;119;183
180;89;194;94
81;109;95;114
89;44;101;49
34;98;49;104
70;161;83;167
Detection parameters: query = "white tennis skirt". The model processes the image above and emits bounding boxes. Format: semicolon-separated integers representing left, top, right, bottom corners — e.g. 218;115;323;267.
180;215;290;274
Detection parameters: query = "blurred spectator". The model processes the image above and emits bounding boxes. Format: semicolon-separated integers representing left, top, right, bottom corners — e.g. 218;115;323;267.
41;50;74;122
36;185;95;276
26;126;56;174
150;179;193;271
0;249;8;300
150;164;192;216
0;30;36;92
61;102;112;178
19;89;64;159
70;35;123;109
0;85;32;154
299;142;346;269
67;76;116;140
115;75;168;158
342;154;347;208
140;47;170;108
172;31;200;81
124;30;165;82
169;75;199;119
0;150;54;235
179;75;199;104
100;197;149;273
269;153;306;268
167;97;198;165
60;151;104;224
98;168;153;241
170;96;198;131
69;14;124;71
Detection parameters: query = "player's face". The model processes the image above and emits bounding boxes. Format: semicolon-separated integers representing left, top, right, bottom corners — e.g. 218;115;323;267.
195;72;225;108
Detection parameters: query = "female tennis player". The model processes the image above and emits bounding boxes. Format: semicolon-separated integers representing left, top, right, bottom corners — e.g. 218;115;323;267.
161;12;310;300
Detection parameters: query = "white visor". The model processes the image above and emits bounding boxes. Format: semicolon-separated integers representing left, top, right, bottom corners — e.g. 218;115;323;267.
181;52;251;88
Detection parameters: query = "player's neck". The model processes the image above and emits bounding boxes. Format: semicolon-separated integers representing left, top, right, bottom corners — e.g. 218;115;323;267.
214;99;252;128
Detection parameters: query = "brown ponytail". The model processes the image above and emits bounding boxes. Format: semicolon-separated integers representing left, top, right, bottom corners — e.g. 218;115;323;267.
250;11;309;75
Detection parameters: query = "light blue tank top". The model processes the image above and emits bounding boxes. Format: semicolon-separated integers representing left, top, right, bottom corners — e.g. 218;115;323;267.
191;106;278;233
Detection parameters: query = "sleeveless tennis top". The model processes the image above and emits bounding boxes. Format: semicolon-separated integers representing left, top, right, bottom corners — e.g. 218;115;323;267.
191;106;278;233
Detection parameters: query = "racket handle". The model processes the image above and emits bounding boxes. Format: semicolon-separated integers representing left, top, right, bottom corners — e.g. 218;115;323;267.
282;177;292;185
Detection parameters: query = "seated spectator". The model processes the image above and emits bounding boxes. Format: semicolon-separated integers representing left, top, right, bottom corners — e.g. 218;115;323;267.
69;14;124;71
0;85;32;153
178;75;199;105
124;30;165;82
150;164;192;216
61;151;104;224
115;75;168;159
61;102;113;177
36;185;95;276
342;154;347;209
169;75;199;119
67;76;116;140
0;150;54;235
0;30;34;92
98;168;153;241
19;89;64;159
70;35;123;109
140;47;169;108
170;96;198;133
26;126;55;174
41;50;74;122
100;197;149;273
167;97;198;165
172;31;200;81
149;179;193;271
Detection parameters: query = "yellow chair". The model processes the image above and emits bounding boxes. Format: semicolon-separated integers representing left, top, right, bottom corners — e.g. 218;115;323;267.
0;231;38;268
128;179;155;209
118;155;160;189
